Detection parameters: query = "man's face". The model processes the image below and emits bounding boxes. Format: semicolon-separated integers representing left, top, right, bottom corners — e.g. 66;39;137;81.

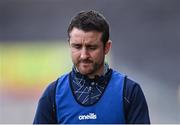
69;28;111;77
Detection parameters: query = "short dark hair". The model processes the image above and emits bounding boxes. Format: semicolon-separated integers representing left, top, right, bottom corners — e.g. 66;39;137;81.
67;10;110;46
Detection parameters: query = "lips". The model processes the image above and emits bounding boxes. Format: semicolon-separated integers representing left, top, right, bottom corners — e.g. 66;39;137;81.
79;61;92;67
77;60;93;68
79;59;93;64
80;62;92;66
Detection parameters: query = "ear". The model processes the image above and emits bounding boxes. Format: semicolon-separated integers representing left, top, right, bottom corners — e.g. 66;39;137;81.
104;40;112;55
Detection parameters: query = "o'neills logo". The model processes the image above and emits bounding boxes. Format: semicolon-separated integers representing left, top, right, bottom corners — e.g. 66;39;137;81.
78;113;97;120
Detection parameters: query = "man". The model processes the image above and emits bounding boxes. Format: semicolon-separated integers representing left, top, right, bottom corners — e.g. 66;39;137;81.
33;10;150;124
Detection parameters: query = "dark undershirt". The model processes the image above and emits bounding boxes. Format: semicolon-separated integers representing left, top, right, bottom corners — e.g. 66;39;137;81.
33;76;150;124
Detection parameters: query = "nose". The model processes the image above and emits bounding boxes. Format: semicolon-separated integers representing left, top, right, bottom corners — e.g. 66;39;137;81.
80;47;89;60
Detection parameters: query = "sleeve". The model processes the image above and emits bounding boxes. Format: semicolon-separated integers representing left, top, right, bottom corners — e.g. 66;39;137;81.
124;77;150;124
33;80;57;124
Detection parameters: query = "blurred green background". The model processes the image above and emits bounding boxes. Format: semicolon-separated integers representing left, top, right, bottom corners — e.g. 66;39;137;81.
1;41;71;97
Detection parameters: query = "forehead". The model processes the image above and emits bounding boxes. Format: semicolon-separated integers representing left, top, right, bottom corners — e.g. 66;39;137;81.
69;28;102;43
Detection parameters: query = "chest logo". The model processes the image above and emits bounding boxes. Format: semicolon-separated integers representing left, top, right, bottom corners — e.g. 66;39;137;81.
78;113;97;120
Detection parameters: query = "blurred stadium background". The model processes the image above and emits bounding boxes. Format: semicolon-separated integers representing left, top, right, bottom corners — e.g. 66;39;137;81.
0;0;180;123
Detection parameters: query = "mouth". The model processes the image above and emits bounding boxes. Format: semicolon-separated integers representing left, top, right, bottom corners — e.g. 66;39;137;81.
80;62;91;66
79;61;92;67
79;60;92;64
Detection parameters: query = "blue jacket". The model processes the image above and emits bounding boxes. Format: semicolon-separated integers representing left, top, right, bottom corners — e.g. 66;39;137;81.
33;70;150;124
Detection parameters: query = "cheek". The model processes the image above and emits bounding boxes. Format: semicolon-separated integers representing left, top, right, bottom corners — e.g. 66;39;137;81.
92;50;104;60
71;51;79;61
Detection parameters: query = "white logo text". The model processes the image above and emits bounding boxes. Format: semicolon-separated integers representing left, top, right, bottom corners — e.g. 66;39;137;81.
78;113;97;120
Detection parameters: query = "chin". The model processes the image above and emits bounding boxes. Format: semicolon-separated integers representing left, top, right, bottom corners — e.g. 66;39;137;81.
78;69;93;75
76;64;95;75
79;71;91;75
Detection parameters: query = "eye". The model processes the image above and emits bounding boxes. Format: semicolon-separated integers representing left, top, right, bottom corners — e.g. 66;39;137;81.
88;45;97;50
89;46;96;50
71;44;82;49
